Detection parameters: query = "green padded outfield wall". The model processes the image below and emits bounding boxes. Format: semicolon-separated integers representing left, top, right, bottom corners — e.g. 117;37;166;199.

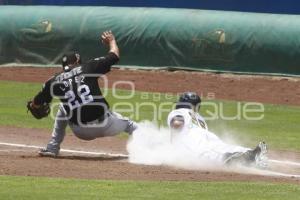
1;6;300;75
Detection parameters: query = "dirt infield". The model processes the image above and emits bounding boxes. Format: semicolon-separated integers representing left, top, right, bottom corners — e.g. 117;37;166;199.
0;67;299;183
0;127;299;184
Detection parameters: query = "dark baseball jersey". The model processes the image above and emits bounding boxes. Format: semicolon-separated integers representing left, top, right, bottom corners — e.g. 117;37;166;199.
33;52;119;124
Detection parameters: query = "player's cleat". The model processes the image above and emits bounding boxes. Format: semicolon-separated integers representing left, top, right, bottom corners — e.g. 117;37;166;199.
255;141;268;168
38;148;59;157
223;141;268;168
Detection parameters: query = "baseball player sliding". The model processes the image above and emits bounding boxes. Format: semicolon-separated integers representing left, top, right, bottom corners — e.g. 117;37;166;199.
27;31;137;157
168;92;268;167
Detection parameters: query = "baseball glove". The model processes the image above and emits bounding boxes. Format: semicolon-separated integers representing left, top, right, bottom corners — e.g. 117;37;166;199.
27;100;50;119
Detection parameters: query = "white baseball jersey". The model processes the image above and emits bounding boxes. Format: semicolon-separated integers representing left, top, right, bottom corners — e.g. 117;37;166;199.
167;108;248;163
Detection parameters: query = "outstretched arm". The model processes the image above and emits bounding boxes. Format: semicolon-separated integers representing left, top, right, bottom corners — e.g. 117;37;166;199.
86;30;120;74
101;30;119;58
33;79;53;106
170;115;185;130
27;79;53;119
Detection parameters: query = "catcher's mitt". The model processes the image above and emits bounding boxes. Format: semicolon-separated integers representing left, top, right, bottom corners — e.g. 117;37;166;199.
27;101;50;119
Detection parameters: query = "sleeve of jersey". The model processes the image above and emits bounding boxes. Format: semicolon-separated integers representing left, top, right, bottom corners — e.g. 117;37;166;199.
33;78;53;105
86;52;119;74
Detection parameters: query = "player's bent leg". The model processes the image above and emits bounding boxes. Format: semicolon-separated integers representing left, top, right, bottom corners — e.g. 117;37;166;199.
223;141;268;168
39;105;68;157
110;111;137;135
70;111;137;139
69;127;97;141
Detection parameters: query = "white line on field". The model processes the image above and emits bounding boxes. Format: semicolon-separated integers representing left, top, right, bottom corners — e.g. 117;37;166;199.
0;149;26;152
0;142;299;179
0;142;128;158
262;170;300;179
269;159;300;167
1;142;300;165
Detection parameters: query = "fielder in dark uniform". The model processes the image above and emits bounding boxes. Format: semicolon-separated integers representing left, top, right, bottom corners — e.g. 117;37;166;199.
29;31;137;157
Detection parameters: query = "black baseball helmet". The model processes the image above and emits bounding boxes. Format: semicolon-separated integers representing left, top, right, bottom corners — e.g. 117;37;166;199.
62;51;81;72
176;92;201;110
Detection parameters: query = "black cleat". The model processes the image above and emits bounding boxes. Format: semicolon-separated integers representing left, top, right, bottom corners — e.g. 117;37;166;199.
38;148;59;157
